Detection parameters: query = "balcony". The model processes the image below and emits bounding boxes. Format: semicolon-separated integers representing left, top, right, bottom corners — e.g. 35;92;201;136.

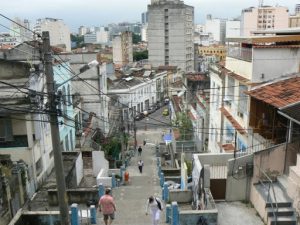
0;135;29;148
227;47;252;62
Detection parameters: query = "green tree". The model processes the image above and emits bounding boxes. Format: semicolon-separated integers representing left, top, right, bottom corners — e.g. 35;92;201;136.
132;33;141;44
70;34;84;49
133;50;148;61
173;112;193;140
102;137;121;159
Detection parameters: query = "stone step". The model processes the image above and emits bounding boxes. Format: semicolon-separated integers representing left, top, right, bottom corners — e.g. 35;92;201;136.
266;207;295;217
266;202;292;208
268;215;297;225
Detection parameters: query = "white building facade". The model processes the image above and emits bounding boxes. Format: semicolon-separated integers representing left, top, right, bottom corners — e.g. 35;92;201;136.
208;35;300;153
241;6;289;36
113;31;133;66
34;18;71;51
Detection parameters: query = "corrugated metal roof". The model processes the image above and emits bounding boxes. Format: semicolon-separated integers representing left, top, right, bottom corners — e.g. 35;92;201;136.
210;165;228;179
279;101;300;125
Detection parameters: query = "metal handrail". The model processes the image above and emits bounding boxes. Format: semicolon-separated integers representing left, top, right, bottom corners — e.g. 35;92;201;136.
257;167;278;225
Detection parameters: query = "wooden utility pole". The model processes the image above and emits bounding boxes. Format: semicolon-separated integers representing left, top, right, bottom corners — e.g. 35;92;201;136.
43;31;69;225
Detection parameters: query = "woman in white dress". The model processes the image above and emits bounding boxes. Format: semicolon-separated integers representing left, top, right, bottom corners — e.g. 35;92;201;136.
145;196;163;225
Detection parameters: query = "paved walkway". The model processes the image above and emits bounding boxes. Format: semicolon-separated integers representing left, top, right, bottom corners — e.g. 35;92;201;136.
97;128;168;225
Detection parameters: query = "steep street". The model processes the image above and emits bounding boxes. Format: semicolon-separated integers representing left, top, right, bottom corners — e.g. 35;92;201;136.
97;128;168;225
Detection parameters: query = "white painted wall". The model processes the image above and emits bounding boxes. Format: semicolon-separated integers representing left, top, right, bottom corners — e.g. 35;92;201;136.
92;151;109;177
252;48;300;83
76;152;84;186
208;67;223;153
226;20;240;38
225;57;252;80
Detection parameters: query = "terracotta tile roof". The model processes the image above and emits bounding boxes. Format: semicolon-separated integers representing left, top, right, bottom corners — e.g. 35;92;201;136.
253;45;300;49
221;143;235;152
220;107;247;134
188;111;196;120
186;73;207;81
157;65;177;71
222;67;250;84
172;95;182;113
195;95;207;110
246;76;300;108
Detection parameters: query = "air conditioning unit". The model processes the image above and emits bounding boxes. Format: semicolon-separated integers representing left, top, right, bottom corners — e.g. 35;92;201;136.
237;111;244;118
223;97;232;106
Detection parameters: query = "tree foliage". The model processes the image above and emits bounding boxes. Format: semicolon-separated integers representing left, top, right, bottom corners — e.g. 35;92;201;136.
102;137;121;159
132;33;141;44
133;50;148;61
70;34;84;48
173;112;193;140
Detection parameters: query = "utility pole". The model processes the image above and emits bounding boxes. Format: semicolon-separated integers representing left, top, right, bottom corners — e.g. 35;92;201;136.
43;31;69;225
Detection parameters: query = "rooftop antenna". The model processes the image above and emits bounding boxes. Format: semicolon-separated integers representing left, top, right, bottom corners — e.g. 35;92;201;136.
258;0;263;7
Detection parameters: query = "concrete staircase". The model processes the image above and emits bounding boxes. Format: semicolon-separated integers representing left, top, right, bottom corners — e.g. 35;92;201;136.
259;176;297;225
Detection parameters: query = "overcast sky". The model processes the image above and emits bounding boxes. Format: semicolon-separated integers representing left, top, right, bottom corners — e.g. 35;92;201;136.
1;0;298;32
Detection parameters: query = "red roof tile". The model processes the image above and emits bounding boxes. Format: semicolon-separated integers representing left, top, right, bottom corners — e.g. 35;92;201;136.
220;107;247;134
188;111;196;120
246;76;300;108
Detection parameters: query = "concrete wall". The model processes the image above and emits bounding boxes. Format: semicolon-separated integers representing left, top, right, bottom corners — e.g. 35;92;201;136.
179;209;218;225
250;183;267;222
169;190;192;203
226;154;253;201
196;153;234;165
252;48;300;83
225;57;252;80
75;152;84;186
92;151;109;177
48;188;98;206
252;144;285;184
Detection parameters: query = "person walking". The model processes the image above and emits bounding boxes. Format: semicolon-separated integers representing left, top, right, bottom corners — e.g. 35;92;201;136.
138;146;142;156
138;159;144;173
145;196;163;225
98;188;116;225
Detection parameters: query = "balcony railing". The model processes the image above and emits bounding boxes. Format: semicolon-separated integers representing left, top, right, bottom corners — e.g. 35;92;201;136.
0;135;28;148
227;47;252;62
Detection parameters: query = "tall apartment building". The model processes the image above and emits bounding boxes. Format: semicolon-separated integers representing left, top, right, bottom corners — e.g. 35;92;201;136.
141;12;149;24
34;18;71;51
112;31;133;65
148;0;194;72
226;19;241;38
241;6;289;36
290;4;300;28
79;26;88;36
205;14;227;44
295;4;300;14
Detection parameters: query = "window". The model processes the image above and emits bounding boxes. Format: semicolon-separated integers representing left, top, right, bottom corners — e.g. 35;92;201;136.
65;134;69;151
237;138;247;152
0;118;13;142
225;124;234;143
238;84;247;118
67;85;71;104
226;77;234;106
70;130;73;151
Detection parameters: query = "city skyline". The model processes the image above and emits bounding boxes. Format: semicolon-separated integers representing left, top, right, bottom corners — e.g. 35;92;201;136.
0;0;298;32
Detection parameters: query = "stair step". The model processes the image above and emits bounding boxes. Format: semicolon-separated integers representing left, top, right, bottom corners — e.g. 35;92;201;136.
266;202;292;208
267;207;295;217
277;175;289;190
269;216;297;225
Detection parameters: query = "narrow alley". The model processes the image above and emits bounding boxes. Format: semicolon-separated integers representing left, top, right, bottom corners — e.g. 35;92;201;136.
97;128;168;225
